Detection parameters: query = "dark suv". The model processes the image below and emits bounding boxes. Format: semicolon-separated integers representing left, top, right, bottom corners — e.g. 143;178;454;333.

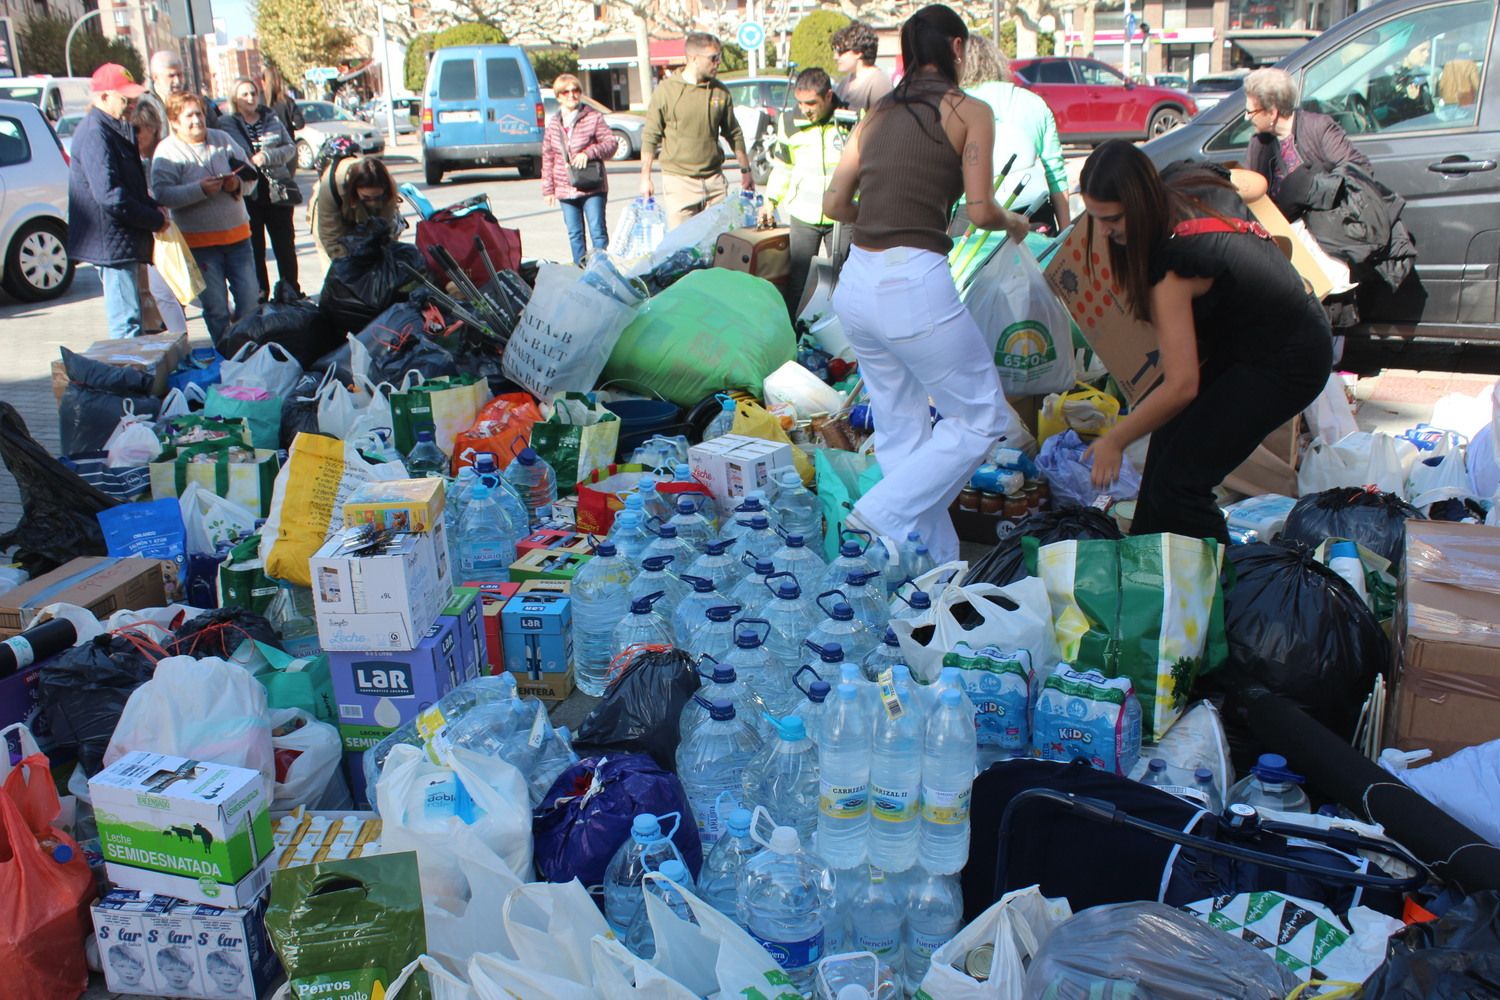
1011;57;1198;143
1142;0;1500;371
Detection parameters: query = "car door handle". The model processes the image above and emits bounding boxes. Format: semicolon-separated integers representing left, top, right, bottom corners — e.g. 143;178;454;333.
486;108;495;121
1428;157;1496;174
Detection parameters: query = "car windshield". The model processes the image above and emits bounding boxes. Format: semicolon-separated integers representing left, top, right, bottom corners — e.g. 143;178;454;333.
0;85;43;105
56;115;82;135
1192;78;1245;93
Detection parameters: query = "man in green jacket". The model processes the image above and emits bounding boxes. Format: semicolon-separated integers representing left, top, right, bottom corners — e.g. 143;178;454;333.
758;68;852;317
640;32;752;228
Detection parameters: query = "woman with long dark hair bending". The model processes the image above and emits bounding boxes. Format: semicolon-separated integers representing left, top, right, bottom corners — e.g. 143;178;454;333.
1078;141;1332;542
823;3;1030;564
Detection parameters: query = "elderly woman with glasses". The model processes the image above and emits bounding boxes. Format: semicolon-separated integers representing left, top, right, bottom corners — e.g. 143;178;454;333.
310;150;401;265
1242;67;1370;203
542;73;618;266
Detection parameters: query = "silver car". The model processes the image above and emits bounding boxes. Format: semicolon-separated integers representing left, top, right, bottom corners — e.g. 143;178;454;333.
294;100;385;169
540;88;643;160
0;99;71;301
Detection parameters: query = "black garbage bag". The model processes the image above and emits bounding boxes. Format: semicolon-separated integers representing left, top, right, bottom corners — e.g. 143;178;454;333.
279;370;329;450
575;647;700;770
57;348;161;456
37;633;159;774
1362;891;1500;998
964;503;1125;586
165;608;279;659
219;284;341;368
319;224;428;334
0;402;116;575
1282;487;1425;570
314;300;460;386
1201;542;1388;769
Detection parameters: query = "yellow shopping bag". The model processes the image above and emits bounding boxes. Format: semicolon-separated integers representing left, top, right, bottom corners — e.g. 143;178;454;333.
153;221;205;304
731;398;814;484
1037;381;1121;444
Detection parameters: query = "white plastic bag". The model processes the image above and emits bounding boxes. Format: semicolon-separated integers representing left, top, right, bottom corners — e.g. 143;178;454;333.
386;956;474;1000
891;574;1058;686
591;936;697;1000
963;242;1077;397
761;360;846;420
318;375;394;441
103;655;275;783
178;481;257;556
918;885;1072;1000
1298;430;1418;496
627;199;738;278
219;341;302;399
1303;373;1358;444
104;402;162;467
158;387;193;419
466;881;609;999
1406;431;1474;508
503;261;647;400
424;842;524;968
609;195;668;262
376;744;532;903
1382;742;1500;847
1130;700;1234;796
269;708;341;810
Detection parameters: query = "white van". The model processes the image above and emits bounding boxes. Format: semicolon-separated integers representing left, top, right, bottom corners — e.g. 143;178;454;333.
0;77;94;123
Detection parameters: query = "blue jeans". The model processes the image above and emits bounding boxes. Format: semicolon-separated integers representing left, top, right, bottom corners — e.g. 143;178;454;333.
559;193;609;266
99;263;144;340
191;239;259;345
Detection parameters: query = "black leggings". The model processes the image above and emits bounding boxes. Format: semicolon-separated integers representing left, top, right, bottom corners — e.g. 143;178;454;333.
247;199;299;298
1131;354;1329;543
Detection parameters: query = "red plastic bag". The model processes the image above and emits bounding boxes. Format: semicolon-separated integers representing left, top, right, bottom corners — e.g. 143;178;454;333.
0;725;95;1000
451;392;542;473
416;207;522;289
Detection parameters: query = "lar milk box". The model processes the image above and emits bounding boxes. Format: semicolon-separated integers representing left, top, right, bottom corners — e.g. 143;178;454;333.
92;891;279;999
90;753;274;907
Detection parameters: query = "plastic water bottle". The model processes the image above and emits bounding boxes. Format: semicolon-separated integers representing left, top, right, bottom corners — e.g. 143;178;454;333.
889;589;934;624
636;475;675;525
1227;753;1311;814
611;591;674;659
904;868;963;987
772;468;822;541
677;697;764;847
704;394;737;441
836;661;882;734
627;554;688;622
867;675;923;872
608;509;654;566
721;494;781;547
642;522;701;572
680;660;770;742
821;531;880;592
699;796;761;919
729;618;786;714
668;497;715;553
848;866;904;976
933;666;979;726
918;689;976;874
818;682;873;867
456;483;519;580
898;533;936;583
622;858;697;959
762;573;820;672
671;464;719;527
688;537;746;594
1195;767;1225;814
729;555;778;616
806;592;878;664
773;531;828;591
570;541;637;696
444;467;476;544
792;662;836;745
815;950;900;1000
732;514;783;563
861;629;905;683
362;675;518;793
1142;758;1172;789
1328;539;1371;608
474;453;530;539
501;447;557;528
405;428;449;477
838;569;891;636
742;716;821;842
687;604;742;662
673;574;724;645
602;812;687;933
739;811;834;992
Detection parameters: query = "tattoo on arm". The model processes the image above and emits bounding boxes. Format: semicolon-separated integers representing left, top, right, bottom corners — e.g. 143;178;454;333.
963;142;980;166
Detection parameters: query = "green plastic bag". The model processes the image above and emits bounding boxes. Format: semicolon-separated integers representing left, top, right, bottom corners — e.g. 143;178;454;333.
815;447;884;561
246;641;335;725
530;392;622;493
204;384;282;450
602;269;796;406
217;533;277;613
1025;532;1229;742
265;852;430;1000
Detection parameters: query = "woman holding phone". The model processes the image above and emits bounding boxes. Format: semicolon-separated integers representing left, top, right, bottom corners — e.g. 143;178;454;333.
151;92;260;346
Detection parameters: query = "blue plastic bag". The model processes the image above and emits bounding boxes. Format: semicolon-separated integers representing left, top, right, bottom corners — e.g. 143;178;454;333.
1037;429;1142;508
98;497;186;588
166;347;224;394
532;752;702;888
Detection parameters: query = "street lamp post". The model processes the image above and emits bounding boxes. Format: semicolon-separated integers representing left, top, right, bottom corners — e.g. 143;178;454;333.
376;5;398;148
64;8;103;78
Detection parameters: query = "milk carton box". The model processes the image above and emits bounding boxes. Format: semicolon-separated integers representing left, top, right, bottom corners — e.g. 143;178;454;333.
92;890;280;999
89;753;274;907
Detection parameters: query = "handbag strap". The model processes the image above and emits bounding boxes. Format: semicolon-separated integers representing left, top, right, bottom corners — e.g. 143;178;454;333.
1172;216;1272;240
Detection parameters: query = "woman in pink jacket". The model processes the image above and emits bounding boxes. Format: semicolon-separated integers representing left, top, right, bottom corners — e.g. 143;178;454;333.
542;74;619;265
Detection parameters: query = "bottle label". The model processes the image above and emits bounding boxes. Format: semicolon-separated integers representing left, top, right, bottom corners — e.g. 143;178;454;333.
748;927;823;971
819;779;868;819
907;926;951;963
870;780;919;823
527;706;548;749
877;669;905;721
855;928;899;959
921;786;972;826
1;635;34;670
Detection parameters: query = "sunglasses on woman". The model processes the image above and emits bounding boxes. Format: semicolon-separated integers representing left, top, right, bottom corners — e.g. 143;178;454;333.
557;87;582;95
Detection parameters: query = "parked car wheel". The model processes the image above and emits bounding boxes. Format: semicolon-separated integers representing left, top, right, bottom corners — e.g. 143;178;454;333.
518;158;542;180
610;129;634;161
296;139;315;170
3;219;73;302
424;158;444;185
1148;107;1186;138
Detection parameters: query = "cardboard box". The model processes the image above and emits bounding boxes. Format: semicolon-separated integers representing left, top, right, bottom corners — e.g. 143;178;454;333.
443;589;486;678
517;528;593;556
52;331;189;401
0;557;168;636
93;891;279;999
89;753;274;908
1044;224;1165;406
509;548;591;584
689;434;795;511
468;582;521;676
342;478;446;534
1388;521;1500;760
328;613;468;752
311;529;449;652
1245;194;1334;300
517;579;571;596
271;808;383;869
502;591;574;701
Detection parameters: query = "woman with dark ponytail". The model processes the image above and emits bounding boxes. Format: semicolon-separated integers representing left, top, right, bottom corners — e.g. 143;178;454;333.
822;3;1031;564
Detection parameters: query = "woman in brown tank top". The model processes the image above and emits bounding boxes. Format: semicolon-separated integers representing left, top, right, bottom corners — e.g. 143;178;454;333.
821;4;1030;565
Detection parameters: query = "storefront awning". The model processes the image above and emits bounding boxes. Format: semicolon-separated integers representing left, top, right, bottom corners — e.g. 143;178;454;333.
1229;34;1314;65
577;37;689;69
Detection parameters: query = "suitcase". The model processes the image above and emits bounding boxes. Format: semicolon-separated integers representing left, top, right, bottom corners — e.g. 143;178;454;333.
714;227;791;286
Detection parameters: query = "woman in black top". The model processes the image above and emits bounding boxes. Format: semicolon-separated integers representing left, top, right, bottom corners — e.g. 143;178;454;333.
1079;141;1332;542
223;76;300;298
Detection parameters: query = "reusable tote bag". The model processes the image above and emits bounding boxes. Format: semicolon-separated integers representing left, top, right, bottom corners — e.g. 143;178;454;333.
815;447;883;561
389;372;487;457
531;393;622;492
153;221;205;304
150;442;280;517
963;241;1077;397
1026;533;1229;742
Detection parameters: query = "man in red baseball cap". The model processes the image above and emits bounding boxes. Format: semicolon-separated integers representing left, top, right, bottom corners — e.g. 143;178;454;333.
69;63;166;339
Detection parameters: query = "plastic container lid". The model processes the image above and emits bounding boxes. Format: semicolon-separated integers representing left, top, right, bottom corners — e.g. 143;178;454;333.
659;859;690;882
416;429;434;441
752;558;774;574
839;539;863;557
685;575;715;593
705;606;737;623
737;497;764;512
784;534;805;547
658;525;679;538
906;531;922;542
775;580;801;599
940;688;961;707
829;602;854;621
778;716;809;740
748;515;770;530
708;699;735;721
642;555;673;571
709;664;738;684
720;397;737;412
909;591;932;610
725;807;753;835
51;843;74;864
1147;758;1167;774
837;987;872;1000
1252;753;1303;785
704;538;734;555
674;464;693;480
735;628;763;648
882;628;898;647
1194;767;1214;783
516;447;539;466
631;814;663;840
1329;539;1360;560
677;498;698;514
768;826;801;854
595;541;618;557
837;682;859;702
808;681;831;703
815;642;845;663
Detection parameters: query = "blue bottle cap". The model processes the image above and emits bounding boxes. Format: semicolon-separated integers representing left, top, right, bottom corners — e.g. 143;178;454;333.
711;663;737;684
940;688;961;707
658;859;690;882
837;682;859;702
416;429;434;442
658;525;678;538
776;580;800;599
883;628;898;647
807;681;831;703
830;602;854;621
1148;758;1166;773
517;447;538;466
704;538;734;556
725;807;753;835
909;590;932;610
707;699;735;721
735;628;762;648
819;642;845;663
705;605;738;623
631;814;662;840
676;498;698;514
684;574;715;593
839;539;863;558
595;541;618;557
642;555;673;572
1194;767;1214;782
785;534;805;547
749;514;769;530
753;558;775;575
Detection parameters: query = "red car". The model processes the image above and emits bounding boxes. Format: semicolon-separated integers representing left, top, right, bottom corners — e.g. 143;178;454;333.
1010;57;1198;144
